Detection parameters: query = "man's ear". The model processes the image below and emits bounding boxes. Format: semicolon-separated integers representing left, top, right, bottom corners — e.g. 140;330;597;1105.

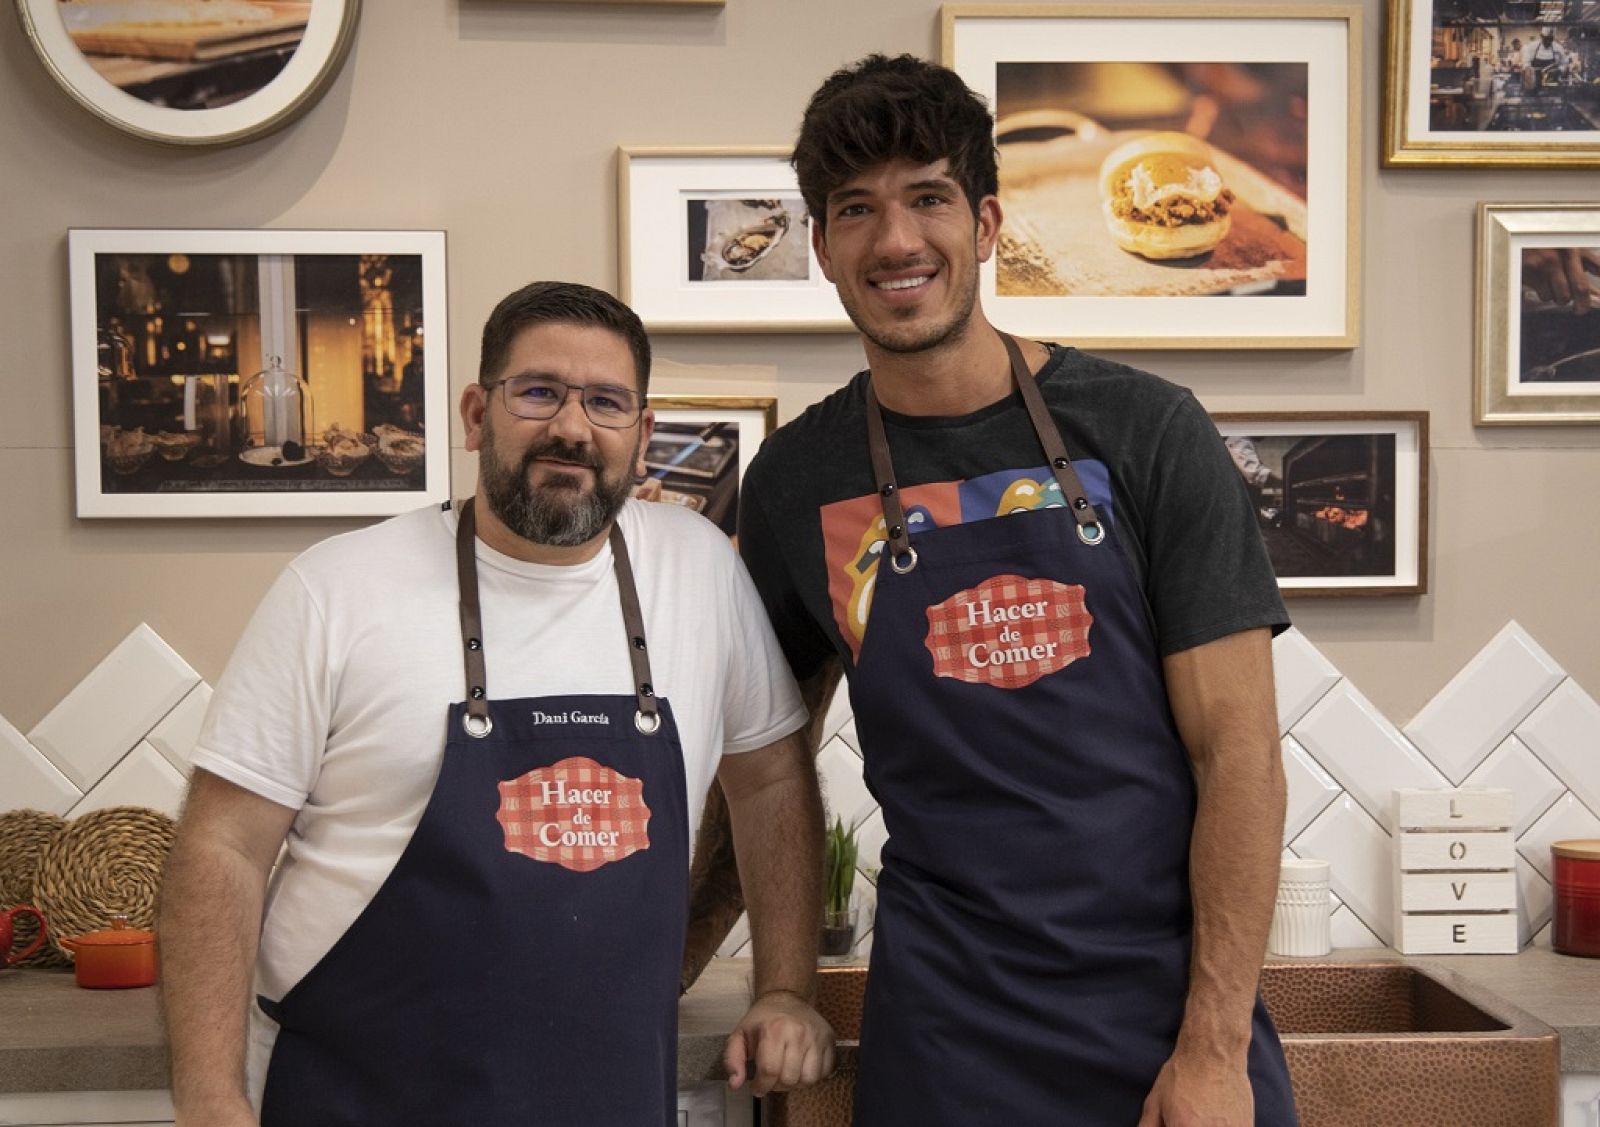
635;407;655;479
462;382;489;452
975;194;1003;264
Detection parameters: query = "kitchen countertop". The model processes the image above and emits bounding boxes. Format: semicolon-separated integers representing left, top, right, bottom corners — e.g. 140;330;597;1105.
4;947;1599;1095
0;957;758;1094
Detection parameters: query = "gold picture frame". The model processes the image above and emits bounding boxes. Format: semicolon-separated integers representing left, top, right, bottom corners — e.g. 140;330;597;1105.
14;0;360;146
617;146;850;333
1476;203;1600;425
637;396;777;537
1384;0;1600;169
941;3;1361;350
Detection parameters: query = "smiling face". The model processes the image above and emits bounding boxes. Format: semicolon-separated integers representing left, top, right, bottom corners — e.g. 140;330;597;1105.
813;158;1001;358
462;321;652;554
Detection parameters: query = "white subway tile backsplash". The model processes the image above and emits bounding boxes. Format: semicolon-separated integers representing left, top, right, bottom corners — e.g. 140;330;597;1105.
0;715;81;815
1463;735;1566;838
1518;793;1600;882
1291;795;1395;946
1403;622;1565;786
1517;679;1600;818
818;736;877;832
68;740;187;819
1272;629;1341;736
27;624;199;791
1290;682;1447;829
147;682;212;777
1515;855;1553;947
5;621;1598;958
1281;736;1341;844
1328;905;1383;949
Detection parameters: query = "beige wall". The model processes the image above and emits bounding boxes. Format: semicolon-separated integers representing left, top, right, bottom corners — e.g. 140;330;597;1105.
2;0;1598;735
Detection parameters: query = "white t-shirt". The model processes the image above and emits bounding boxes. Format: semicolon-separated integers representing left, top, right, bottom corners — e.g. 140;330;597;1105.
189;500;806;1101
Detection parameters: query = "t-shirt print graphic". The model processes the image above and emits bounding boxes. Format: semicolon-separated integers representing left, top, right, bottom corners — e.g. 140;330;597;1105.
496;757;651;872
924;574;1093;689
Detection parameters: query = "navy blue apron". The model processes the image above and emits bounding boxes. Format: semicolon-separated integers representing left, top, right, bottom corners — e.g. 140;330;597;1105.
848;337;1296;1126
258;498;689;1127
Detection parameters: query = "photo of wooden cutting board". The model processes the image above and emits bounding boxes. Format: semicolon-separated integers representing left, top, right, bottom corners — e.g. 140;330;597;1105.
66;2;310;62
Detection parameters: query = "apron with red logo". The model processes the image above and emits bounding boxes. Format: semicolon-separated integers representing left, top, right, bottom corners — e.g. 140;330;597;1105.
847;337;1296;1125
258;498;688;1127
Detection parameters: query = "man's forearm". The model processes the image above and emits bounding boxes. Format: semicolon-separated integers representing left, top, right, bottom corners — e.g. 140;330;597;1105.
726;732;827;1000
160;828;270;1119
1178;735;1285;1059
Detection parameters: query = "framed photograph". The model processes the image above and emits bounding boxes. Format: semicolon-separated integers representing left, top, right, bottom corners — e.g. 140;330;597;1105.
14;0;360;146
1476;203;1600;424
618;147;850;332
634;396;776;537
70;228;449;519
1211;412;1429;597
1384;0;1600;168
941;4;1360;349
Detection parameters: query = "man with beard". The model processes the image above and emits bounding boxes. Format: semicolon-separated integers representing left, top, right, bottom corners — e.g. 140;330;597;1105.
160;281;833;1127
687;55;1297;1125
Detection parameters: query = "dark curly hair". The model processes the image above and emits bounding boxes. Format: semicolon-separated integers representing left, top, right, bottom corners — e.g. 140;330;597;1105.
792;54;998;233
478;281;651;396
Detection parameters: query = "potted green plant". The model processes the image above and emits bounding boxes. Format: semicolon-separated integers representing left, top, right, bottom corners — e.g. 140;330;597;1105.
820;815;861;962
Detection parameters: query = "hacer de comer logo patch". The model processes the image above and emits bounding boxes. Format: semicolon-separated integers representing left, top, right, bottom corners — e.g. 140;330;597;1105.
923;574;1093;690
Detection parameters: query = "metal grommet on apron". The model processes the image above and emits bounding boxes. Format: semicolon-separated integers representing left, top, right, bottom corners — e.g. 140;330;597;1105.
257;497;690;1127
848;335;1297;1126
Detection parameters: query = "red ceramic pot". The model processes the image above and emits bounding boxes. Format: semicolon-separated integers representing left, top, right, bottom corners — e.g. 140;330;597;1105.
1553;840;1600;959
59;916;158;989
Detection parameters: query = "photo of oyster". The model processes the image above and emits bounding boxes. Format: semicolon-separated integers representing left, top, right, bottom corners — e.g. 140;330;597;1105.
686;197;811;283
720;211;791;272
373;423;426;475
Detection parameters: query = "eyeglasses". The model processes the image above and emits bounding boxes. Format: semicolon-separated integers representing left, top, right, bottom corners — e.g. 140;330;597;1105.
488;374;643;429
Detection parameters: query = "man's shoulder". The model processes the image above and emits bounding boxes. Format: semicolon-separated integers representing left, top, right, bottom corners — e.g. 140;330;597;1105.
288;504;450;587
1042;346;1193;414
619;497;738;565
746;373;868;496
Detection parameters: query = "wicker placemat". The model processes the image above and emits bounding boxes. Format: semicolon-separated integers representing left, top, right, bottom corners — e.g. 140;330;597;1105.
0;809;70;968
34;806;176;960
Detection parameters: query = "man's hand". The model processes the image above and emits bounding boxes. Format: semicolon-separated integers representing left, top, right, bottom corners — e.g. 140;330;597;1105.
1136;1047;1254;1127
722;989;835;1097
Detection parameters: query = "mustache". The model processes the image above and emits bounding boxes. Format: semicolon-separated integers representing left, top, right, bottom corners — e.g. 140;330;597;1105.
520;438;604;475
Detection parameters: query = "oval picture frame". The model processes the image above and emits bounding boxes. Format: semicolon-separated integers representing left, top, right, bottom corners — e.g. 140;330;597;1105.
14;0;361;146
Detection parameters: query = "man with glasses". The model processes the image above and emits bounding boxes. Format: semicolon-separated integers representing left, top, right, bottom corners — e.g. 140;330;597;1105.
159;281;833;1127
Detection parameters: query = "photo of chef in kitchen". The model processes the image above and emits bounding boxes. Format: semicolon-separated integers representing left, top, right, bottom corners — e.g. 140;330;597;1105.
992;60;1309;298
1428;1;1600;132
1221;429;1399;581
52;0;314;110
684;196;812;284
92;250;429;495
1519;241;1600;382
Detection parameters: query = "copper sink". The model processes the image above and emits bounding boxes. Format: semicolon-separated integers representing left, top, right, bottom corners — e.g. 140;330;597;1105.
765;960;1560;1127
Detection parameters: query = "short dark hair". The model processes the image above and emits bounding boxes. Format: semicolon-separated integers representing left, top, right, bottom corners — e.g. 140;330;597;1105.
792;54;998;232
478;281;651;396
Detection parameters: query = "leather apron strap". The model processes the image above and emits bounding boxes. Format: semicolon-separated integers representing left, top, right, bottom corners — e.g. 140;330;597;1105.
863;334;1106;571
453;497;660;738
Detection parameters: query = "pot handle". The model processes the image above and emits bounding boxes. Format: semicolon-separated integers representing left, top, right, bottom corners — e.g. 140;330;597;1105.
4;906;47;966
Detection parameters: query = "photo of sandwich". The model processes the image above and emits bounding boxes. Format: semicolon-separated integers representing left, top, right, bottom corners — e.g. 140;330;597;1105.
1098;132;1235;261
994;61;1310;298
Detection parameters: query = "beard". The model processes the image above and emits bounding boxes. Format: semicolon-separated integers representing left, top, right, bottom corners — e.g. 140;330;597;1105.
479;422;640;548
839;255;981;356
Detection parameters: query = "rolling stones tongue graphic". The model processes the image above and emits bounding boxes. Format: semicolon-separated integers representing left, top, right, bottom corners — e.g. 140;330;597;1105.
496;757;651;873
924;574;1093;690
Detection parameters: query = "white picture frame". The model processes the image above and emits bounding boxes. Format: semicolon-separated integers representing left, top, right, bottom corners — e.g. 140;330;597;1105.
70;228;450;519
618;147;851;333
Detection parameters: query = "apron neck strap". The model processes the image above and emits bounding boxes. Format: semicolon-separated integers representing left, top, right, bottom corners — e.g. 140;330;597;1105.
863;335;1105;562
453;498;661;738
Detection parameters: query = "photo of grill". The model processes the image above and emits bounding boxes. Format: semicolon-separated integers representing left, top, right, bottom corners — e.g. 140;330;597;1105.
1280;434;1397;578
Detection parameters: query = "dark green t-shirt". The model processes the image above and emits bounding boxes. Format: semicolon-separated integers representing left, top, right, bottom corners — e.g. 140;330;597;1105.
738;345;1289;681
